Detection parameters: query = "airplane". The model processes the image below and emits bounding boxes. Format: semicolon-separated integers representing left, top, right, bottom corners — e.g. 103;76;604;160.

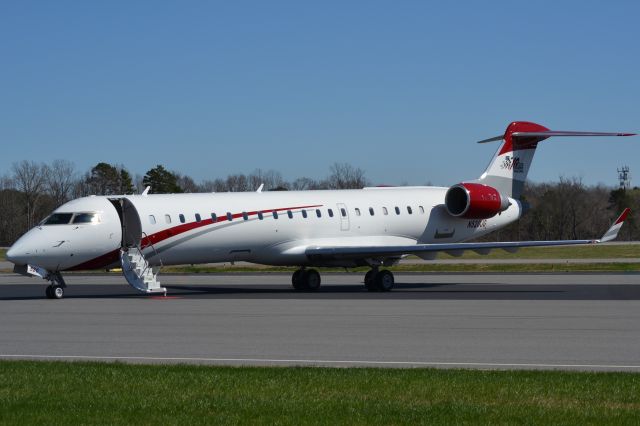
5;121;635;299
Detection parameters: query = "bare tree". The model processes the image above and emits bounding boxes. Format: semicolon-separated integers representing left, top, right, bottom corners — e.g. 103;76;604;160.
247;169;264;191
12;160;49;229
46;159;76;207
247;169;288;191
199;178;226;192
291;177;316;191
0;174;14;190
226;174;249;192
327;163;368;189
175;173;199;193
134;173;145;193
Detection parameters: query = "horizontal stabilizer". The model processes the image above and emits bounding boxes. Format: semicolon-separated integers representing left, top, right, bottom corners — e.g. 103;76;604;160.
478;130;635;144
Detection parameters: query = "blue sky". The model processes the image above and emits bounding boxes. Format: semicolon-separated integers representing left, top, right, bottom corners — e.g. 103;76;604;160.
1;1;638;187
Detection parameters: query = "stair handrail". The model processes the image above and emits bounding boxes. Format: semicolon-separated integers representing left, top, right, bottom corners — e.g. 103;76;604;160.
139;232;164;276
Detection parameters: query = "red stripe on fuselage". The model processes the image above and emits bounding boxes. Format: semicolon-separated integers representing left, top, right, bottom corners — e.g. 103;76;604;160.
140;204;323;248
67;204;323;271
67;248;120;271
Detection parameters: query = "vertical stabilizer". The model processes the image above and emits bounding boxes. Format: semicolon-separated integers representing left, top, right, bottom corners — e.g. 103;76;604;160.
474;122;634;199
476;121;549;199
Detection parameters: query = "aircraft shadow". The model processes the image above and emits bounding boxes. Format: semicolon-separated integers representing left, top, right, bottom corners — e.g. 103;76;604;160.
1;282;638;301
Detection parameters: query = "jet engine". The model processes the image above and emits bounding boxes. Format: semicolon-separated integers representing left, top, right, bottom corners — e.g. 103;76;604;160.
444;183;510;219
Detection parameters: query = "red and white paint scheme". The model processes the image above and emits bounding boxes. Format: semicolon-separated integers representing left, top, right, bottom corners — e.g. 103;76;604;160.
6;121;635;299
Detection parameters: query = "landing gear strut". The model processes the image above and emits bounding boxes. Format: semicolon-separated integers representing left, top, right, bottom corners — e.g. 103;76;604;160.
292;268;321;291
45;272;66;299
365;267;395;292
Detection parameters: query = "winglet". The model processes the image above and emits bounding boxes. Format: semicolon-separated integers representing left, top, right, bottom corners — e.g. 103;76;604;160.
600;208;631;242
142;186;151;196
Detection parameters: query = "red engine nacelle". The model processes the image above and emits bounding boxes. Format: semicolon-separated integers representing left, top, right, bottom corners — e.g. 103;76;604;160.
444;183;510;219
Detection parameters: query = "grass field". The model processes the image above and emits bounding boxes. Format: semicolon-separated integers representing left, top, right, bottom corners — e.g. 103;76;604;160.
0;361;639;425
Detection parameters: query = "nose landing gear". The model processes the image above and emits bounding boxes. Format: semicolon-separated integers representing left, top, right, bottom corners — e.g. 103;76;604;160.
45;272;67;299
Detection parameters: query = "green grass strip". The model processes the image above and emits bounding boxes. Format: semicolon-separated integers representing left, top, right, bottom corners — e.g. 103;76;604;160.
0;361;639;425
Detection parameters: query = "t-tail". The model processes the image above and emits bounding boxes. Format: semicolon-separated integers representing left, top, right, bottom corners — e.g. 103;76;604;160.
474;121;635;199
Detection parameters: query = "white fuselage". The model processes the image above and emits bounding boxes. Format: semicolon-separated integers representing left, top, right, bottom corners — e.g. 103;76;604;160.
7;186;522;271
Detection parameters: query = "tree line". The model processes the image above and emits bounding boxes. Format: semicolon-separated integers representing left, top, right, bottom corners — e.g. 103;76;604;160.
0;160;637;245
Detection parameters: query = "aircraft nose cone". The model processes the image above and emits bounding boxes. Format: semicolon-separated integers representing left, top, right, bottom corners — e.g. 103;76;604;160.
6;242;28;265
6;246;18;264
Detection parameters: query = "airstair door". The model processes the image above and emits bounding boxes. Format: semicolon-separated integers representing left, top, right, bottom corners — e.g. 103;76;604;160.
108;198;142;248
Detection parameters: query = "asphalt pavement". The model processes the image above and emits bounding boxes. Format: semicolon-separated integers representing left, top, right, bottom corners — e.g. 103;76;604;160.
1;272;639;370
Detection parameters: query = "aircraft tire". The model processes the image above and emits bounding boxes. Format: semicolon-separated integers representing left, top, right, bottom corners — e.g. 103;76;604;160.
364;270;373;285
304;269;321;291
292;269;305;290
375;270;395;292
52;285;65;299
291;269;306;290
365;270;377;291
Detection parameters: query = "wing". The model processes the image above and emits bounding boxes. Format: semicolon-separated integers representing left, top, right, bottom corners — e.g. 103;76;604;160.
306;209;630;261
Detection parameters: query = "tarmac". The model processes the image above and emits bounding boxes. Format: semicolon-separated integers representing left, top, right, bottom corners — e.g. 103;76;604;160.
1;272;639;371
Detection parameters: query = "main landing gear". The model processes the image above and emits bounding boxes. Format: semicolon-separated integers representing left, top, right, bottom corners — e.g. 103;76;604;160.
45;272;67;299
291;268;321;291
364;267;395;292
290;267;395;292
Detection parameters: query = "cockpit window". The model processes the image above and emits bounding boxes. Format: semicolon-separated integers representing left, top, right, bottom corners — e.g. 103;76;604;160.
72;213;101;224
43;213;73;225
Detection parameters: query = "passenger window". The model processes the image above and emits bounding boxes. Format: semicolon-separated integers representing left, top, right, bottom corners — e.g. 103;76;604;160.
227;212;233;221
419;206;425;214
273;211;279;219
42;213;73;225
148;215;156;225
195;213;201;222
165;214;172;224
340;208;347;217
382;207;388;215
258;212;264;220
395;206;400;215
242;212;248;220
72;213;100;224
287;210;293;219
407;206;413;214
302;210;308;218
316;209;322;218
369;207;374;216
328;209;334;217
179;214;185;223
355;208;361;216
211;213;217;222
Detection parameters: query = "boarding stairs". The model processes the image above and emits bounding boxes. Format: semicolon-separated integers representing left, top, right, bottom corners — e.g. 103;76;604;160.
120;243;166;295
